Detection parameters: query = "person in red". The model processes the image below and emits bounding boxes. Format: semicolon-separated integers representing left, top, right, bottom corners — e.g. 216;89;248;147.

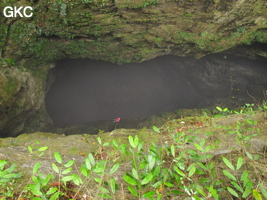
114;118;120;129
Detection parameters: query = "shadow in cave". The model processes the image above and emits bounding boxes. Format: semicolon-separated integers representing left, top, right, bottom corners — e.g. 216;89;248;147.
45;54;267;134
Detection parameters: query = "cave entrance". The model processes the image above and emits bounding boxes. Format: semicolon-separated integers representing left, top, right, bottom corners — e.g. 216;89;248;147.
45;54;267;132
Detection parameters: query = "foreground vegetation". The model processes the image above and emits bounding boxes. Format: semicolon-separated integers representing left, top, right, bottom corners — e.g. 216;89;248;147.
1;102;267;199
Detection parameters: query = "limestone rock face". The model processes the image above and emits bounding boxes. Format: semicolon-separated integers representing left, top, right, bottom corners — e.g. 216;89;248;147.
0;0;267;136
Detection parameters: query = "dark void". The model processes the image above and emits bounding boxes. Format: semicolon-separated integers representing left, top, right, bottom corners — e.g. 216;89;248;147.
45;54;267;127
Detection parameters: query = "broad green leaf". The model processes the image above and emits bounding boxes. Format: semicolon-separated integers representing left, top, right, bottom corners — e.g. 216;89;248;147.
99;186;110;193
152;126;160;133
230;181;243;193
252;189;262;200
148;155;156;170
46;187;57;195
128;135;135;148
194;143;203;152
28;146;33;153
72;175;83;186
242;187;252;198
85;158;91;170
88;153;95;166
38;146;48;152
27;184;42;196
109;163;120;174
33;162;40;174
227;187;239;198
245;151;253;160
62;167;72;175
236;157;243;170
222;170;237;181
52;163;59;173
64;160;74;168
132;168;139;180
222;157;235;170
142;191;156;198
164;182;174;187
174;166;186;177
61;175;74;182
141;173;153;185
54;152;62;164
42;174;52;187
134;135;139;148
80;166;88;177
259;183;267;198
50;191;60;200
128;185;138;197
216;106;223;111
240;170;248;182
112;139;118;147
171;144;175;157
188;165;196;177
123;175;138;185
110;178;116;194
97;137;102;145
103;142;110;147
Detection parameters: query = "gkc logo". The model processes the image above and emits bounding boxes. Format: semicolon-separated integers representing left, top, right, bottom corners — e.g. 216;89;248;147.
3;6;33;18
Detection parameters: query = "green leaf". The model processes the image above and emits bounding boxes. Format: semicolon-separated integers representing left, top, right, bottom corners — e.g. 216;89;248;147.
148;155;156;170
259;183;267;198
227;187;239;198
64;160;74;168
171;144;175;157
109;178;116;194
194;143;203;152
245;151;253;159
216;106;223;111
52;163;59;173
230;181;243;193
72;174;83;185
33;162;40;174
252;189;262;200
236;157;243;170
164;182;174;187
80;166;88;177
85;158;91;170
109;163;120;174
38;146;48;152
97;137;102;145
174;165;186;177
42;174;52;187
28;184;42;196
61;175;74;182
88;153;95;166
50;191;60;200
28;146;33;153
62;167;72;175
222;170;237;181
54;152;62;164
128;185;138;197
132;168;139;180
222;157;235;170
240;170;248;182
123;175;138;185
142;191;156;198
112;139;119;148
152;126;160;133
188;165;196;177
242;187;252;198
46;187;57;195
141;173;153;185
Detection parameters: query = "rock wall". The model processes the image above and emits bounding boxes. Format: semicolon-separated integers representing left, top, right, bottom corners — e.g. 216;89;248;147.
0;0;267;136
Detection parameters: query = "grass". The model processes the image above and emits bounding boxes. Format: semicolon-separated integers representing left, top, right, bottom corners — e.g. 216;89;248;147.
1;102;267;199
